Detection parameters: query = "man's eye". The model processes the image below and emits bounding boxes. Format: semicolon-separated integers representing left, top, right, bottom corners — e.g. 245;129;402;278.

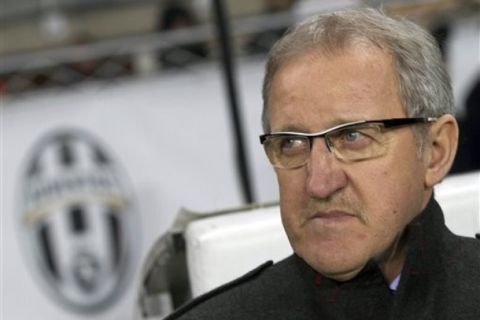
279;137;307;154
336;129;372;149
344;131;362;142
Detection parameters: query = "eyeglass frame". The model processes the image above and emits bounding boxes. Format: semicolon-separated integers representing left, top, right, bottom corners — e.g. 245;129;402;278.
259;117;437;168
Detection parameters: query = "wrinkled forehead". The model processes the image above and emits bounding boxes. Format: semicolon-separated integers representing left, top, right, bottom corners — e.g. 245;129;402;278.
266;34;391;93
263;40;400;130
266;44;403;132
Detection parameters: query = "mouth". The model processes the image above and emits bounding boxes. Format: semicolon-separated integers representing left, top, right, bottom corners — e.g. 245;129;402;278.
310;210;358;223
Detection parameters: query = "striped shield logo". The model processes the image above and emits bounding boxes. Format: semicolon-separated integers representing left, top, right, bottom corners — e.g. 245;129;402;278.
18;129;138;313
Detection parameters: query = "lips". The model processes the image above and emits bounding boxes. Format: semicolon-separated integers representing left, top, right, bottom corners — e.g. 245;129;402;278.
311;210;357;222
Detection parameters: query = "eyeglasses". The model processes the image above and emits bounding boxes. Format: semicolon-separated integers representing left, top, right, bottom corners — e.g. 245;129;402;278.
259;117;436;169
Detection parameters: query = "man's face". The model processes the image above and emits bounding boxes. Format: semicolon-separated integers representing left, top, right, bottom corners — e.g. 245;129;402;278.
267;45;432;281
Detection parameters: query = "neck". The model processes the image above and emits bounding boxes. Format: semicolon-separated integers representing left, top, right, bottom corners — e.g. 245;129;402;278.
377;230;409;284
377;193;432;284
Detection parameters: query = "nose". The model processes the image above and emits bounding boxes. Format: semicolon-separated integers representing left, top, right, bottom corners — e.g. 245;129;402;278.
305;139;347;199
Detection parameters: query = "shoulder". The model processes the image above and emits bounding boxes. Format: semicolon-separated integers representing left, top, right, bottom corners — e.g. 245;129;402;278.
435;232;480;317
164;261;273;320
164;255;305;320
443;231;480;268
440;231;480;296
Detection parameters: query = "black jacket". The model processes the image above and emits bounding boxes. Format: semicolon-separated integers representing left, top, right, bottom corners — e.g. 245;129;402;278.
166;198;480;319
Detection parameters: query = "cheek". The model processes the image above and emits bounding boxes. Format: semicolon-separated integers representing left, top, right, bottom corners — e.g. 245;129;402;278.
363;168;424;237
276;171;308;235
277;170;307;203
356;233;368;241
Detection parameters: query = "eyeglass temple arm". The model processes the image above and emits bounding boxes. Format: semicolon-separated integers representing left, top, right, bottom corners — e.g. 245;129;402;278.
380;117;437;128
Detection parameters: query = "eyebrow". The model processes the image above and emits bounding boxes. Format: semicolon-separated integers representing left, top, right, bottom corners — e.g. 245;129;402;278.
274;118;364;133
273;121;372;137
274;124;309;133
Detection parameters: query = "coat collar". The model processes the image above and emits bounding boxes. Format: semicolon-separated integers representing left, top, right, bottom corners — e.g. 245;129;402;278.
292;196;448;316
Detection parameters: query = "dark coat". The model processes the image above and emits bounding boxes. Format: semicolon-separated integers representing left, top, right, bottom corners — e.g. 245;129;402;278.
165;198;480;319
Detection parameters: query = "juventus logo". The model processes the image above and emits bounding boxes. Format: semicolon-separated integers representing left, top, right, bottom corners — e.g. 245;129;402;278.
18;129;139;313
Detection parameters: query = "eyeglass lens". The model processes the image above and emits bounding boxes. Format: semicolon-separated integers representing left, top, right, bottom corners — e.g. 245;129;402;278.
265;124;389;168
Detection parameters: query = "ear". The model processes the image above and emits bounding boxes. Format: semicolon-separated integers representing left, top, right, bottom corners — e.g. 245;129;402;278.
424;114;459;188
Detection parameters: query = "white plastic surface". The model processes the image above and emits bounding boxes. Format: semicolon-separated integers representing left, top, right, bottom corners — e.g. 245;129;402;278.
185;206;292;297
435;171;480;237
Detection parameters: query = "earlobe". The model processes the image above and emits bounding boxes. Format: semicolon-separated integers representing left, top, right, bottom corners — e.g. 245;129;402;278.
424;114;459;188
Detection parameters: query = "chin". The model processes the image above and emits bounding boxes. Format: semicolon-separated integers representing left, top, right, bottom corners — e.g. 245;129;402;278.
299;248;368;282
321;267;364;282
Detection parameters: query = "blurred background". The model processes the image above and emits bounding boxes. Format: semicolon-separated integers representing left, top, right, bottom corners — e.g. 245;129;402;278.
1;0;479;319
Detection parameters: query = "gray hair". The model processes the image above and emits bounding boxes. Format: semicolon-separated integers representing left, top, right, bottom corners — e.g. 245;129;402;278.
261;8;454;134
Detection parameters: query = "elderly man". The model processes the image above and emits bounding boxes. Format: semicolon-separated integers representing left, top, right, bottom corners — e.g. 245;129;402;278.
166;8;480;319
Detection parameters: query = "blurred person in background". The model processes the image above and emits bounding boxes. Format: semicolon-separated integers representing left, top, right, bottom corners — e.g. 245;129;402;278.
156;2;208;68
165;8;480;320
428;8;480;174
246;0;297;54
456;76;480;171
386;0;480;174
